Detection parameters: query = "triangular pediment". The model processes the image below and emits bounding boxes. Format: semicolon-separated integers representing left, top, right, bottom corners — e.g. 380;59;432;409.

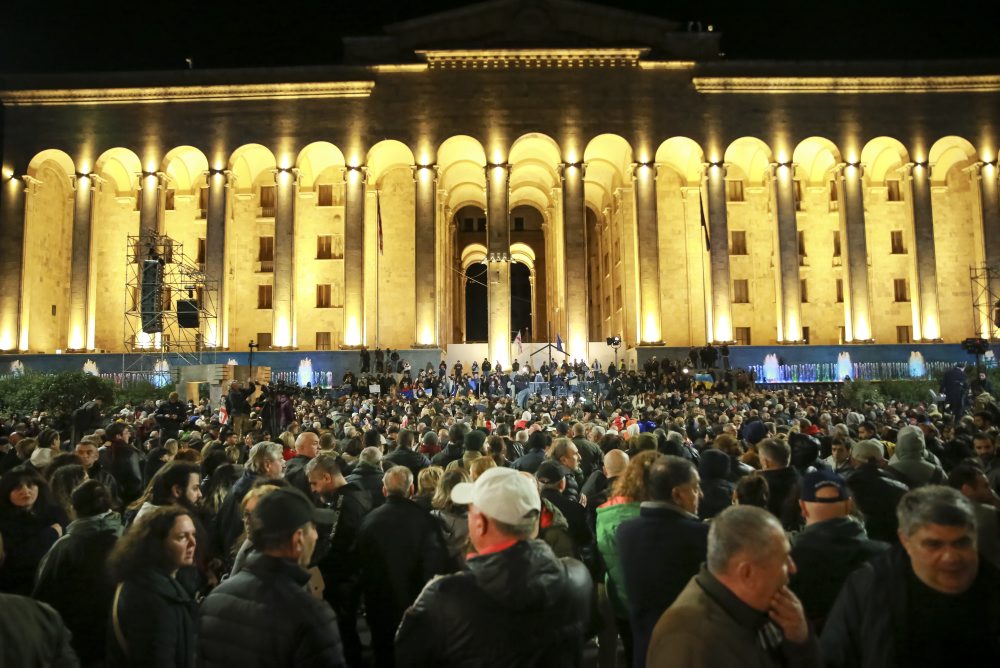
343;0;721;63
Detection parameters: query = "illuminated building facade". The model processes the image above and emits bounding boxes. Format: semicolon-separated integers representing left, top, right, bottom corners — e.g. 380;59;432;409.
1;0;999;368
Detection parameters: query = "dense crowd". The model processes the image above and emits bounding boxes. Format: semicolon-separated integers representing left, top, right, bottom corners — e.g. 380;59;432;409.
1;358;999;667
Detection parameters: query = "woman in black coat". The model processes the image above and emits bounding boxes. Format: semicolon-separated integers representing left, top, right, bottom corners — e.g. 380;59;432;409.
107;505;198;668
0;467;67;595
100;422;145;506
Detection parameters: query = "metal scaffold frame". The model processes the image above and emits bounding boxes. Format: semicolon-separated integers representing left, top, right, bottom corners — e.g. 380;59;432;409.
123;232;220;379
970;264;1000;341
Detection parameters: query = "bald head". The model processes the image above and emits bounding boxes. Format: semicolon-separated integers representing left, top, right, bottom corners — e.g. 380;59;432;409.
604;449;629;478
295;431;319;459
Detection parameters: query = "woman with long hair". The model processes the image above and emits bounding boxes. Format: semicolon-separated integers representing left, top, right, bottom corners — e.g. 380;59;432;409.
107;505;197;668
0;467;67;594
430;468;471;569
48;463;87;521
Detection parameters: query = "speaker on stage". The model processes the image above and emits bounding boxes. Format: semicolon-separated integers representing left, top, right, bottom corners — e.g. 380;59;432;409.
140;259;163;334
177;299;200;328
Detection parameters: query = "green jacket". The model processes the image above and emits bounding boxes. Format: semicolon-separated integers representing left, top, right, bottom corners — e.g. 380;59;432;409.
595;498;640;617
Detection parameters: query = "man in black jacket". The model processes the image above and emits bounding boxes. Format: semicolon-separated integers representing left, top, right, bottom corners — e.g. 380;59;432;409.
789;470;889;630
306;453;373;667
395;467;592;666
357;466;447;668
430;422;468;468
822;486;1000;667
226;381;254;440
283;431;319;496
382;428;431;480
345;446;386;509
844;439;909;543
197;487;345;667
758;438;803;530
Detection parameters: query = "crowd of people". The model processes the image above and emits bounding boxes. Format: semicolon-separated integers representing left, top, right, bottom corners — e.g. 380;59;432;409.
1;357;1000;666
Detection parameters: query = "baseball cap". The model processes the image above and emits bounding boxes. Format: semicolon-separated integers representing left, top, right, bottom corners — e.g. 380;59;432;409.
252;487;338;534
451;467;541;525
800;470;849;503
535;460;568;485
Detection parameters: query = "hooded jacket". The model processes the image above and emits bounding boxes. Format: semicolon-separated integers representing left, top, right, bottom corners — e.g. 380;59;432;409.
698;449;736;519
395;539;592;667
34;511;123;663
887;426;946;488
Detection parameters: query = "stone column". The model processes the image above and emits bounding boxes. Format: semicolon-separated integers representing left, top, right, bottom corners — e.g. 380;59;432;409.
414;164;437;346
976;162;1000;271
633;163;662;343
836;163;873;341
67;172;96;350
704;163;732;342
770;163;802;341
343;166;366;346
272;168;297;348
2;175;28;350
561;162;589;358
138;171;162;238
486;162;511;367
906;162;941;340
204;169;229;348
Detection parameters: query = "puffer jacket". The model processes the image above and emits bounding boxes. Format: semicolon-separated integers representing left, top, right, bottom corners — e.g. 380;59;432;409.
395;539;592;667
346;462;386;509
197;553;345;667
595;497;641;617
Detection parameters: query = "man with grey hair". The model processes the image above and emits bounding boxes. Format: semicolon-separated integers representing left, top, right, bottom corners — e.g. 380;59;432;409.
396;467;592;665
357;466;447;668
647;505;816;667
215;441;284;554
822;485;1000;666
346;445;386;509
758;438;803;530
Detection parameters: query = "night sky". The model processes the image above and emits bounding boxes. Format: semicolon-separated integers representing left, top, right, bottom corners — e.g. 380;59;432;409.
0;0;997;74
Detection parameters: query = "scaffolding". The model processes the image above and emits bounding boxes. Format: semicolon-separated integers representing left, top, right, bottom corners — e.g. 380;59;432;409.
123;232;220;379
969;264;1000;341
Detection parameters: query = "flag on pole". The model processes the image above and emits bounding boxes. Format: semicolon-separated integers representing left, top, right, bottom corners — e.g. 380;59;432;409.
699;189;711;251
376;190;384;256
556;333;564;352
514;330;523;354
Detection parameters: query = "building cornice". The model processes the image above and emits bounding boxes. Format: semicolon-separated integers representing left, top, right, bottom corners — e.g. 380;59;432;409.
415;48;649;69
0;81;376;106
693;74;1000;94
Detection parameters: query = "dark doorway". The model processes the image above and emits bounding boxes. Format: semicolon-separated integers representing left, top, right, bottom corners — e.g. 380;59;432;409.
465;263;488;342
511;262;531;341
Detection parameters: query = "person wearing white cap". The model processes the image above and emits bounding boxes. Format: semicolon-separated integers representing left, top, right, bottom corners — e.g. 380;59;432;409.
395;467;593;666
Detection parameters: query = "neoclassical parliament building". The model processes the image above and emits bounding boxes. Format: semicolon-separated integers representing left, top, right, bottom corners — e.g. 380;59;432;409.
2;0;999;369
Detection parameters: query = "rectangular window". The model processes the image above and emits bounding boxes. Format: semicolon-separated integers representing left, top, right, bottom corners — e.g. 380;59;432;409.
829;180;840;211
316;331;332;350
196;238;206;264
198;187;209;219
798;230;807;256
317;235;333;259
316;284;332;308
730;230;748;255
604;296;611;315
164;189;175;211
613;239;621;264
726;180;745;202
732;279;750;304
257;285;273;309
256;332;272;350
477;218;486;231
894;278;910;302
836;278;844;303
162;238;174;264
800;279;809;303
833;231;842;257
463;218;474;232
258;236;274;262
603;253;610;275
887;180;902;202
890;230;906;254
896;325;912;343
802;326;811;344
615;286;622;311
259;185;276;217
317;184;334;207
794;179;803;211
514;216;525;231
838;326;847;344
734;327;752;345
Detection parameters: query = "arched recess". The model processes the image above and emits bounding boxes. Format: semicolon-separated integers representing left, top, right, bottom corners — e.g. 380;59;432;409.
790;137;846;344
458;243;488;343
366;140;417;349
294;142;347;351
160;145;209;268
439;136;488;344
226;144;277;350
655;137;707;346
91;147;142;352
584;134;634;346
20;150;74;351
930;136;980;341
861;137;915;344
724;137;777;345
